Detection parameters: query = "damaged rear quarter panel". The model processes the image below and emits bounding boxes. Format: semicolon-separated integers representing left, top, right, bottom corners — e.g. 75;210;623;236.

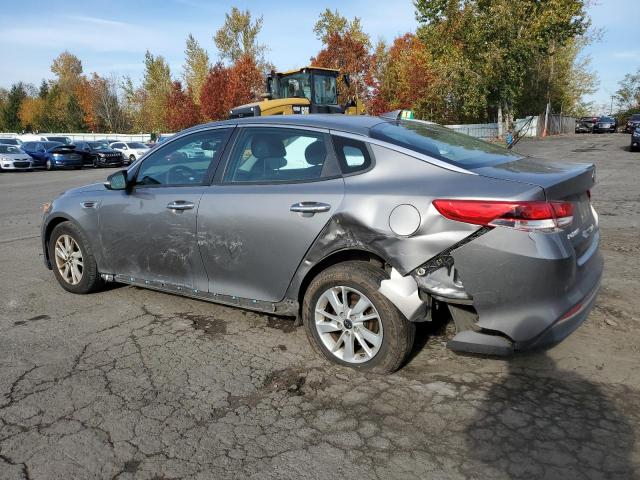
287;145;545;300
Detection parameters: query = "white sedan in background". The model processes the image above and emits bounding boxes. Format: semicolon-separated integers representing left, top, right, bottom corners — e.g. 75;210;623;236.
0;144;32;171
109;141;150;165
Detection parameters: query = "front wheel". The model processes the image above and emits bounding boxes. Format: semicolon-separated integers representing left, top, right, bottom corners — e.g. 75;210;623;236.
303;261;415;373
49;222;103;294
46;159;54;171
129;155;136;164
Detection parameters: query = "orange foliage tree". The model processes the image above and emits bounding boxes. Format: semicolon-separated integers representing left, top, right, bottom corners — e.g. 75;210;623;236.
164;81;200;131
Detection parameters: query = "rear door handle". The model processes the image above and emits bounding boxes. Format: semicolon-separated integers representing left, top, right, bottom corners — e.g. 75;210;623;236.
167;200;195;211
290;202;331;214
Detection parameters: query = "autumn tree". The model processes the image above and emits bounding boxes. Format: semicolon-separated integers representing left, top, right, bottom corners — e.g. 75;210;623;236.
200;63;232;121
214;7;267;66
165;81;200;131
183;34;210;106
614;68;640;111
51;51;83;92
311;10;372;106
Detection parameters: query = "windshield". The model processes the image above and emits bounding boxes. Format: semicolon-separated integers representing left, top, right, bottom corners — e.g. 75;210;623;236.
630;114;640;121
0;145;22;154
278;73;311;100
88;141;109;149
313;73;337;105
370;120;522;168
128;142;147;149
0;138;19;145
600;117;614;122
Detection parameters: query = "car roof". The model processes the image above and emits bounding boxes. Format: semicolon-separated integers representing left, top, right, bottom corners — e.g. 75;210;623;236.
184;114;388;137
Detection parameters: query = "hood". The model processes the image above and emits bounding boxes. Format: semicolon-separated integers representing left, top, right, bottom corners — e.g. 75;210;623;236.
1;153;31;160
62;182;105;196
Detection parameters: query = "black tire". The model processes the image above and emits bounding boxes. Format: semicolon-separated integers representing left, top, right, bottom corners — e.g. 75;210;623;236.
303;261;415;374
129;155;136;164
49;222;103;294
46;159;54;171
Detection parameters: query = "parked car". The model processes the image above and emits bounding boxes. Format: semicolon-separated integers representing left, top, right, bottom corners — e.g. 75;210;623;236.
41;114;602;373
43;135;73;145
624;113;640;133
575;116;597;133
630;126;640;151
22;141;83;170
0;137;23;146
109;141;150;165
0;144;32;171
73;141;124;168
593;116;617;133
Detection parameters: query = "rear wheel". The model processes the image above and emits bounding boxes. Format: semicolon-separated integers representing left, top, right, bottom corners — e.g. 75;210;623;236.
303;261;415;373
49;222;103;294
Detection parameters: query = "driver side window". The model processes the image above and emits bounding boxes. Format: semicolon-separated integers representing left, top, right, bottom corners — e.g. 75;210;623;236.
135;129;230;187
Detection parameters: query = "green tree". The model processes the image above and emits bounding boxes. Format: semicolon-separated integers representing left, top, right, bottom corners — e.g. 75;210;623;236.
1;83;28;132
614;68;640;111
182;34;210;106
214;7;266;65
65;94;86;131
141;51;172;132
414;0;592;121
313;8;370;48
38;80;49;100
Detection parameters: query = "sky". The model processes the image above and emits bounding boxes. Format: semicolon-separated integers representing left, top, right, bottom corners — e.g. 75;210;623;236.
0;0;636;113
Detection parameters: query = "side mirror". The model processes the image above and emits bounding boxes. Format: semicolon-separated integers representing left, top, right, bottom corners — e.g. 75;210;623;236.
342;73;351;87
104;170;130;191
261;92;272;100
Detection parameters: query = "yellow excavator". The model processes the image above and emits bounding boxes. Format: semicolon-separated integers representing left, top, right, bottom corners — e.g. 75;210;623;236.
229;66;364;118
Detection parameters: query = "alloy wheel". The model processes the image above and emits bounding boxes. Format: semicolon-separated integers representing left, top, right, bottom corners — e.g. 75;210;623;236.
54;234;83;285
314;286;383;363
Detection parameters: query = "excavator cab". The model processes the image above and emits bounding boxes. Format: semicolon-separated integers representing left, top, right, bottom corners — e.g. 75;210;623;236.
229;67;363;118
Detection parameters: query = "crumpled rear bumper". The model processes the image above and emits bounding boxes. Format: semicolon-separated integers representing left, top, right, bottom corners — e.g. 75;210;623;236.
446;226;604;355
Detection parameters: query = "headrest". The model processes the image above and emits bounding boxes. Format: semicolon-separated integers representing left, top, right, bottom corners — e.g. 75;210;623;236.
251;134;286;159
305;140;327;166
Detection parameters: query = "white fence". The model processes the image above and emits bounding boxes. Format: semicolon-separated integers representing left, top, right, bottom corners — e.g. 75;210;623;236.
0;132;153;142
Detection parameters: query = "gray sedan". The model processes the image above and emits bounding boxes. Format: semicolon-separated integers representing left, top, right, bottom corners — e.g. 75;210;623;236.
41;114;603;373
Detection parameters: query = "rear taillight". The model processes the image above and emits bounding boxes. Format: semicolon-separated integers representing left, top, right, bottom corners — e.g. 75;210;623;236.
433;199;574;231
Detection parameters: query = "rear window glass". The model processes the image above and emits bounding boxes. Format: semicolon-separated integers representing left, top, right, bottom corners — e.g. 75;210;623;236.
332;136;372;174
370;120;522;168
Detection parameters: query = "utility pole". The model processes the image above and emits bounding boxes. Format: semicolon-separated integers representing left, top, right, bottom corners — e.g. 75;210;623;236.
543;41;555;137
610;96;614;115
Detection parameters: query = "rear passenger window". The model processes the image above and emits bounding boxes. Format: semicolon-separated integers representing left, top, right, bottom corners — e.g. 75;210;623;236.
223;127;332;183
332;136;372;174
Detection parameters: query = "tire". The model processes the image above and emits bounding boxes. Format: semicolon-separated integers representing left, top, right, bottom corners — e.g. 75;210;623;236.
129;155;136;164
303;261;415;374
49;222;103;294
46;159;54;171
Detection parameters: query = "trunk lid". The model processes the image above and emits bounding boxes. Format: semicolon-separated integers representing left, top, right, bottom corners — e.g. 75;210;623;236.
472;157;597;259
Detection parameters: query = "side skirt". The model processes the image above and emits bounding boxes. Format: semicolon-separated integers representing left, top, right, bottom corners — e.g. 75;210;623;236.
107;274;299;317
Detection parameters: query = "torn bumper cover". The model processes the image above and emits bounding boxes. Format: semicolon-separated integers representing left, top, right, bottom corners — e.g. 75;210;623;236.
379;226;604;356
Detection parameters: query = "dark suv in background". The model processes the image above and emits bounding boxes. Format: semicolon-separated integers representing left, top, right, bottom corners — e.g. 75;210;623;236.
625;114;640;133
575;116;598;133
74;141;124;168
592;116;617;133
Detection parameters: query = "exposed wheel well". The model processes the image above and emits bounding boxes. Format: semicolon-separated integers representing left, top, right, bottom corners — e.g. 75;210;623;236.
296;249;387;316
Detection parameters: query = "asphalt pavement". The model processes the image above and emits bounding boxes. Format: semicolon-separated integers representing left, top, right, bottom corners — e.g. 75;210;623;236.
0;133;639;479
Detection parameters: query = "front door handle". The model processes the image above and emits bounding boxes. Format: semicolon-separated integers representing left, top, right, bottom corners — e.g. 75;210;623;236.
290;202;331;214
167;200;195;211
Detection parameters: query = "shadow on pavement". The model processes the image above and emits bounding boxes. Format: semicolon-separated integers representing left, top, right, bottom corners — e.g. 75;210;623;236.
463;353;638;479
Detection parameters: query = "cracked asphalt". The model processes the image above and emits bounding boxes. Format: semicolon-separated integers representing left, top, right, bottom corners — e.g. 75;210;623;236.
1;133;639;479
